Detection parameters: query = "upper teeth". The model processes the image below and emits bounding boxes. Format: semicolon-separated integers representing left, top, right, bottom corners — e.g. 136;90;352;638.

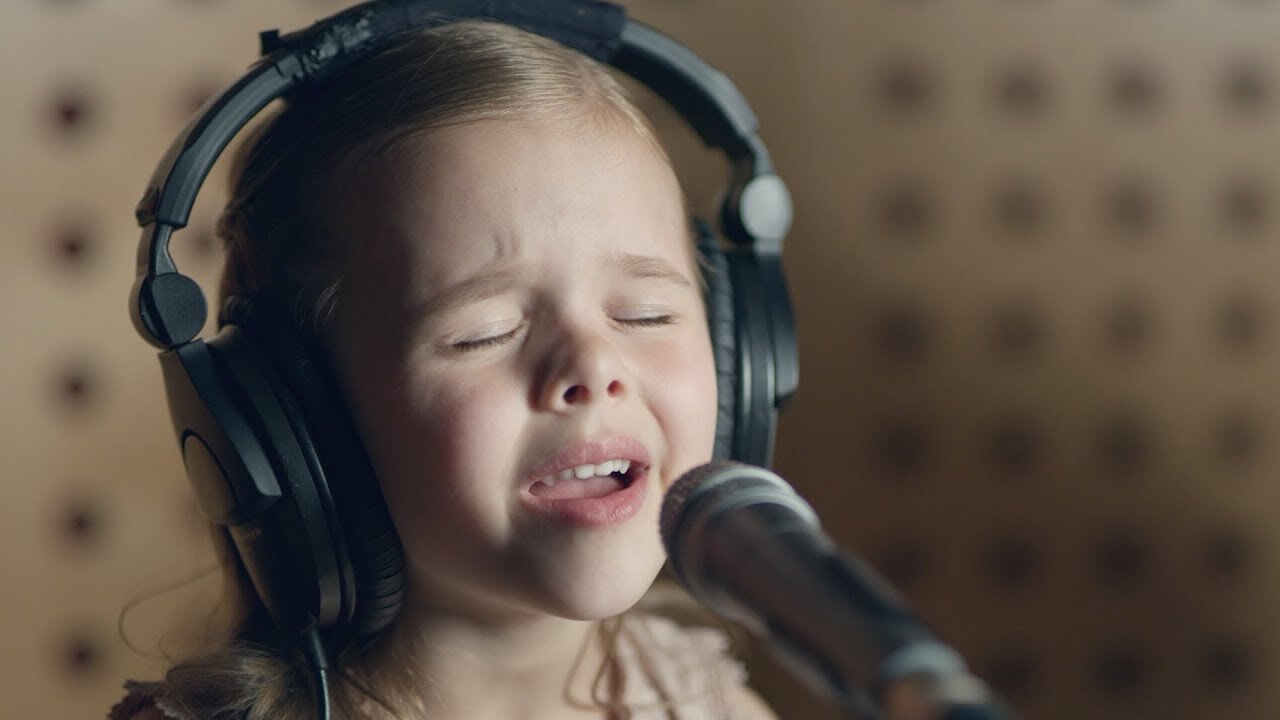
541;459;631;486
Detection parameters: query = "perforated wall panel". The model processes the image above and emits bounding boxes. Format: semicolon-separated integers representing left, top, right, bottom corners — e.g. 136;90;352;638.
5;2;1280;719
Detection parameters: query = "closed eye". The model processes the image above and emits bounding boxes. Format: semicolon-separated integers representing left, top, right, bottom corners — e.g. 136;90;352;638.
451;315;675;351
617;315;676;327
452;327;521;351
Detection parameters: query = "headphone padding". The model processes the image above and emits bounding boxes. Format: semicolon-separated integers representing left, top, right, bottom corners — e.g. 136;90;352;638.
695;221;738;462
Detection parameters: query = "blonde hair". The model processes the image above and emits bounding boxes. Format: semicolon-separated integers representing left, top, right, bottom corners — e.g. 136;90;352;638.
159;19;686;720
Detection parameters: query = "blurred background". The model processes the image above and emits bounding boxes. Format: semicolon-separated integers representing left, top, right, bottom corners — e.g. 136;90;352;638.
5;0;1280;718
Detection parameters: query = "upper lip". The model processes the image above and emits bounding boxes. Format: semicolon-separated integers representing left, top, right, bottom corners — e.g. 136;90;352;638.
522;434;652;489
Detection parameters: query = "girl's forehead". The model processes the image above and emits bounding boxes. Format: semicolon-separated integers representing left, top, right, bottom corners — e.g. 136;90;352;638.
396;115;666;182
365;118;678;219
330;117;692;280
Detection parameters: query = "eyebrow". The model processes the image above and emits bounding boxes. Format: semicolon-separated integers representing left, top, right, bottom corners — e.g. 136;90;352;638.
606;253;695;289
412;265;537;319
412;253;693;318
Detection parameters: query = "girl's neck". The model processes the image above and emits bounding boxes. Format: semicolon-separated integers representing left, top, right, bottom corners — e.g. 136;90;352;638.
379;601;615;720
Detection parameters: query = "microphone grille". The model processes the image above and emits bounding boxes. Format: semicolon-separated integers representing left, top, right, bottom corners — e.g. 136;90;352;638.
660;461;817;594
660;462;738;552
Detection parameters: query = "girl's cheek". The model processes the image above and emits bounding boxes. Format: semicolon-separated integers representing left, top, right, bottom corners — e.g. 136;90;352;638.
643;330;714;375
637;337;717;412
410;363;523;422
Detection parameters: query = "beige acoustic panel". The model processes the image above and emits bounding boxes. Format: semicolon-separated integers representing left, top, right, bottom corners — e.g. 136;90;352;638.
753;3;1280;720
5;1;1280;719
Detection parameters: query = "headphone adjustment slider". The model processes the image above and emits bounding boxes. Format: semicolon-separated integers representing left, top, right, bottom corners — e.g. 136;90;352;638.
135;186;159;227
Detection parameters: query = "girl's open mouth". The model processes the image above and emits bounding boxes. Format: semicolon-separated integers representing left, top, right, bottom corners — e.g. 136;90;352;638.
522;464;649;527
528;459;637;500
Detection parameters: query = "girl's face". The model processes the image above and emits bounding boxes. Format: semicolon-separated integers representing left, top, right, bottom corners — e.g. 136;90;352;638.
326;117;718;622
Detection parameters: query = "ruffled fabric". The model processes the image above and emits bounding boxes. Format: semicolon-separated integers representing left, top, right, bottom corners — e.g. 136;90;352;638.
108;614;746;720
613;614;747;719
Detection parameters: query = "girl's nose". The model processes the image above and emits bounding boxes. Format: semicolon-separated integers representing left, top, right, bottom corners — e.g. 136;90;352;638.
536;327;630;412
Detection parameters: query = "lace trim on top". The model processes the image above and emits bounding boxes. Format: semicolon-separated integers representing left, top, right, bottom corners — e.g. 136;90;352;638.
612;614;747;720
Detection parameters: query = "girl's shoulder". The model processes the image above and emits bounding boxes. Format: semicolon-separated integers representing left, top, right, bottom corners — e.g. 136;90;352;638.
107;681;194;720
109;704;166;720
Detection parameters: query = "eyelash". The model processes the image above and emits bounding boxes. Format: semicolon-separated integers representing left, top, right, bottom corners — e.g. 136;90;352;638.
453;332;517;351
617;315;676;328
451;316;677;351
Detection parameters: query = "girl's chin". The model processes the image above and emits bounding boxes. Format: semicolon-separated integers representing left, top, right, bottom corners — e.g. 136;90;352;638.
538;579;658;621
530;564;666;621
400;544;667;624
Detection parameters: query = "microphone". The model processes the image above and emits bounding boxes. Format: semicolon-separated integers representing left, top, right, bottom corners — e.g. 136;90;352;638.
660;461;1012;720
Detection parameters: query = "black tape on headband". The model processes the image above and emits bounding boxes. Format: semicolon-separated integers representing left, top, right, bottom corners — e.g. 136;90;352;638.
259;0;628;81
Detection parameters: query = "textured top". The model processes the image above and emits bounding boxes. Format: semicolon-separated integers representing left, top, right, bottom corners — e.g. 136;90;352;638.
108;613;747;720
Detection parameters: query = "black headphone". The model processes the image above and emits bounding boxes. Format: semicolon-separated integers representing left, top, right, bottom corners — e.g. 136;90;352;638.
129;0;797;646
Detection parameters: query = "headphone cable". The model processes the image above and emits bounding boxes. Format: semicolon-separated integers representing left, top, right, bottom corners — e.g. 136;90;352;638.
300;626;332;720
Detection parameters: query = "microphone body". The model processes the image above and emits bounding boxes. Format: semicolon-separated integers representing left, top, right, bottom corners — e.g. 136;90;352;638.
660;462;1010;720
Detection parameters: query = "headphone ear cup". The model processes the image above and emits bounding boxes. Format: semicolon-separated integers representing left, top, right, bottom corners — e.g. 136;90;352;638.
695;220;738;463
164;328;340;637
221;296;406;639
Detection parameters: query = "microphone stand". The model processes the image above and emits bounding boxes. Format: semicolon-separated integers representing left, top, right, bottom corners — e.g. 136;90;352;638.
694;515;1016;720
878;672;1012;720
660;462;1016;720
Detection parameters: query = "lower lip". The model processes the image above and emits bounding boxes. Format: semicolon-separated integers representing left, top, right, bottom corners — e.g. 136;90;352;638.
520;469;649;528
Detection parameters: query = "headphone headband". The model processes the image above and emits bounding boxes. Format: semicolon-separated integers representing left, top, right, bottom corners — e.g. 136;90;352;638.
130;0;794;352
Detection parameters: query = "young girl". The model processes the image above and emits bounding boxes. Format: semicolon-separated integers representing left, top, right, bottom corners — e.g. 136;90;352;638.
113;16;778;720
